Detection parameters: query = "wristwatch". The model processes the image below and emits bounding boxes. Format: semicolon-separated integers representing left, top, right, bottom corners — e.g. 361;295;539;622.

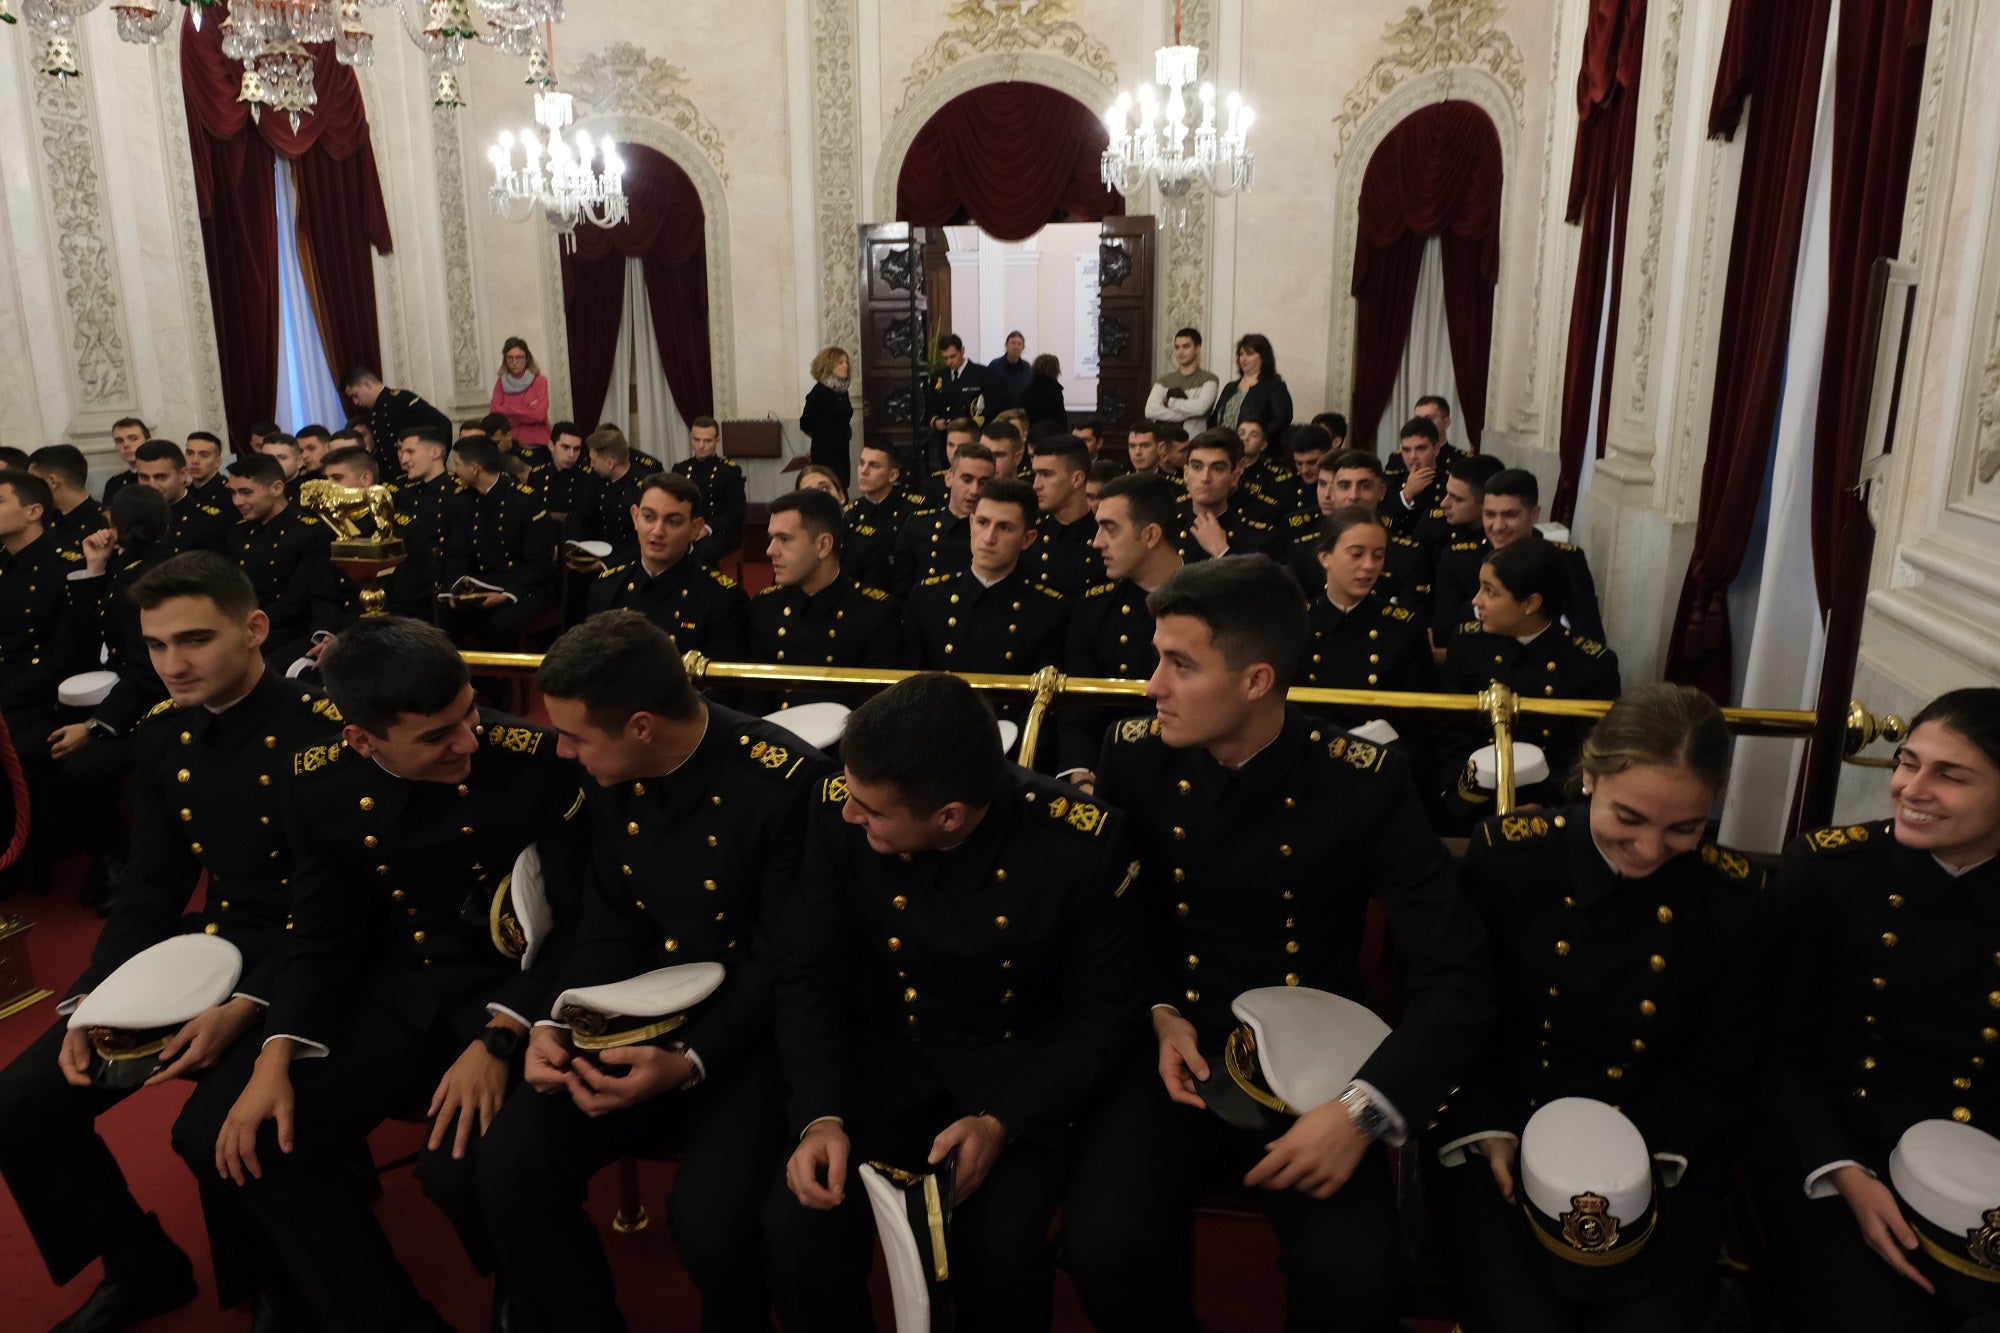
1338;1083;1390;1142
478;1026;521;1060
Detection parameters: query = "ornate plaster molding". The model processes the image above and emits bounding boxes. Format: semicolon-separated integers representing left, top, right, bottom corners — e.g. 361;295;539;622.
431;105;486;401
1625;0;1685;419
26;28;136;428
1669;146;1732;519
1323;66;1521;421
1331;0;1526;165
1519;0;1565;420
811;0;863;353
876;51;1119;222
1900;0;1952;268
568;41;728;182
152;27;226;430
535;238;575;424
897;0;1117;116
569;112;738;417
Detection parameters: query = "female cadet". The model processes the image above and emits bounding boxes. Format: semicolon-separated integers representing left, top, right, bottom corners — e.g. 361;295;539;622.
1754;688;2000;1332
1438;539;1620;818
1294;505;1436;694
1428;683;1770;1331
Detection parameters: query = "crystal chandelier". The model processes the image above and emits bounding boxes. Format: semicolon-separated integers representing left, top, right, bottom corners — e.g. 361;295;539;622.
1100;0;1254;211
486;83;626;250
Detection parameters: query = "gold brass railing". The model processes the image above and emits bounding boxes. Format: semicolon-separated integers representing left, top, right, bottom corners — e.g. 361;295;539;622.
464;652;1908;817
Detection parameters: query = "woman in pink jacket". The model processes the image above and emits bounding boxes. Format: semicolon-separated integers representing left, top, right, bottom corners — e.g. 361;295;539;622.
490;336;552;447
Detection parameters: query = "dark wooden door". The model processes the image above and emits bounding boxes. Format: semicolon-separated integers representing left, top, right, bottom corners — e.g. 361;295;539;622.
856;223;945;476
1094;214;1157;456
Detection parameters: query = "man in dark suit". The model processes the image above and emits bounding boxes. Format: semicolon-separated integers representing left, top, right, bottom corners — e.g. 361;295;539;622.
441;437;556;650
764;672;1144;1332
672;417;748;566
925;334;988;465
221;454;343;666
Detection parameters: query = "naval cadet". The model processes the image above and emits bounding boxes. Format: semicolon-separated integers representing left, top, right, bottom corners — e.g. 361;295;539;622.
180;616;589;1333
1027;435;1105;596
221;454;343;666
389;425;464;574
1233;419;1308;526
1433;470;1605;651
746;489;899;711
1381;414;1461;544
476;611;834;1333
840;442;916;593
27;444;109;556
1172;429;1283;565
764;672;1145;1332
1062;555;1491;1333
587;473;751;662
134;441;230;555
440;437;556;651
0;469;83;729
890;440;996;598
673;418;748;565
0;553;339;1333
344;366;453;483
319;445;438;620
572;427;652;559
1752;689;2000;1332
1429;685;1770;1332
543;423;602;527
1295;507;1438;703
1055;472;1183;785
1287;452;1435;620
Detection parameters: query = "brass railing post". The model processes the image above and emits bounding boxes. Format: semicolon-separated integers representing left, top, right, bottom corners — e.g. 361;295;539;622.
1482;682;1520;815
1016;667;1067;770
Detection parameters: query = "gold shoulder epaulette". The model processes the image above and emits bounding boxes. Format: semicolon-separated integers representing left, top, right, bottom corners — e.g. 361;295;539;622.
851;521;878;537
307;695;344;724
742;735;810;779
856;584;891;602
59;548;83;562
483;722;546;755
1034;582;1065;600
1458;620;1484;636
755;583;784;598
1324;733;1389;773
1487;813;1557;845
1571;634;1607;658
708;568;739;589
1112;716;1162;745
1042;792;1108;837
820;773;850;805
1697;841;1760;882
918;573;953;588
597;562;630;580
1382;604;1416;622
516;483;537;497
1550;540;1579;552
1287;512;1316;530
1083;581;1116;598
198;504;223;516
139;697;179;723
1804;823;1880;854
1450;539;1482;552
292;741;343;777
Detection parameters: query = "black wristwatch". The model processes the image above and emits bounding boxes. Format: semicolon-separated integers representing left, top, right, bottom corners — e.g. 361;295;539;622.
478;1026;521;1060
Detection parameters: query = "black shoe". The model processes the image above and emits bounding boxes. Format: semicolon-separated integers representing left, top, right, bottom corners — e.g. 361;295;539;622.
47;1270;198;1333
249;1279;311;1333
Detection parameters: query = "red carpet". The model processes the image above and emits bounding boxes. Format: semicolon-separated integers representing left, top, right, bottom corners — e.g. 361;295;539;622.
0;869;1436;1332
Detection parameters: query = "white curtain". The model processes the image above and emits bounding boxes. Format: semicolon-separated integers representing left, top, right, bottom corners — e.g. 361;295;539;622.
602;256;689;467
1718;8;1840;850
273;158;346;433
1377;236;1463;455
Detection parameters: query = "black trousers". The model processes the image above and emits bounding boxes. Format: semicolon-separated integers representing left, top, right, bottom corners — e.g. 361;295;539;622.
475;1051;788;1333
762;1096;1072;1333
444;594;553;652
11;712;135;862
172;984;504;1333
1060;1053;1407;1333
0;1018;273;1300
1750;1160;2000;1333
1426;1149;1725;1333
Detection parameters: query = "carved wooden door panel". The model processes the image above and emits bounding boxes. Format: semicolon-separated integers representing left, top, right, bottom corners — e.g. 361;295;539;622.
856;223;944;476
1095;214;1156;458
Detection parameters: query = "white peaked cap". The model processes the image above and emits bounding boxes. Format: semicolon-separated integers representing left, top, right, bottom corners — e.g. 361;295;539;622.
69;934;243;1032
552;962;727;1023
1521;1097;1653;1256
57;670;119;709
1468;742;1551;791
1230;986;1391;1114
765;701;850;751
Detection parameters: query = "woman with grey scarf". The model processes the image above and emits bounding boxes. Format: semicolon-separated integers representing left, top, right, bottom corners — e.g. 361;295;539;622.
800;344;855;487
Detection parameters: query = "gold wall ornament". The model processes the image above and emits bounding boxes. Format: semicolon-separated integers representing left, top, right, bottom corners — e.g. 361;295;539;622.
899;0;1117;114
1329;0;1526;163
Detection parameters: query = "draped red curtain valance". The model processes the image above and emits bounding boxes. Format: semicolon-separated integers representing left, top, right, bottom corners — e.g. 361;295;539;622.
1551;0;1647;523
181;4;393;450
1348;101;1503;450
896;83;1123;242
560;144;713;434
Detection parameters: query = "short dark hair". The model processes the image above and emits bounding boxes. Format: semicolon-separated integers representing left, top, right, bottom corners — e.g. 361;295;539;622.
1174;327;1203;345
261;433;300;454
458;419;488;436
1087;458;1128;484
186;430;224;449
1397;416;1440;446
295;424;332;444
0;448;30;472
0;469;54;520
342;365;381;388
841;672;1008;814
1484;468;1540;508
248;420;282;440
112;416;150;435
859;440;899;465
453;438;503;475
322;445;377;478
638;471;706;518
1485;538;1570;622
1326;449;1386;481
1030;353;1061;378
1311;412;1349;441
944;417;978;439
980;420;1022;448
1415;394;1452;417
690;416;721;435
586;426;630;463
976;478;1037;526
538;609;700;731
1186;427;1242;468
399;424;451;452
1126;419;1159;440
1034;436;1090;475
1156;421;1189;445
128;550;257;620
328;428;361;444
478;412;511;436
938;333;965;354
318;616;470;735
551;420;582;443
29;444;88;491
134;440;186;468
1073;417;1102;439
1316;505;1387;553
108;484;170;551
1147;555;1307;683
951;441;995;470
1097;471;1178;535
228;453;286;486
1286;424;1333;459
1909;688;2000;775
768;488;844;550
1448;453;1506;494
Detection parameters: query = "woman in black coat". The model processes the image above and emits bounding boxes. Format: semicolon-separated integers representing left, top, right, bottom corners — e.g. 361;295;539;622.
800;345;855;487
1209;331;1294;441
1018;353;1070;437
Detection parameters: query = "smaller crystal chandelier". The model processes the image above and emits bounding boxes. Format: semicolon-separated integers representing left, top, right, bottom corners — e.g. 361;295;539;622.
487;84;627;250
1100;0;1254;212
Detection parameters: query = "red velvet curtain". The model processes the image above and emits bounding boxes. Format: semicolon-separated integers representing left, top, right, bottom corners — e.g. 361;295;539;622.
1349;101;1503;450
1663;0;1831;699
182;5;392;450
1552;0;1647;523
896;83;1123;242
561;144;712;432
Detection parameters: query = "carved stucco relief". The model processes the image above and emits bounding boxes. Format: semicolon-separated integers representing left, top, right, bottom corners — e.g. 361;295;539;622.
898;0;1117;115
152;27;226;430
1521;0;1564;417
1330;0;1526;163
28;29;135;420
567;41;729;182
1624;0;1684;418
811;0;863;353
431;105;486;399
